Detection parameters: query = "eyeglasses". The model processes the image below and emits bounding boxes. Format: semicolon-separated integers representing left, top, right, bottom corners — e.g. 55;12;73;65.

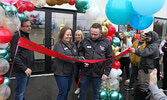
22;25;31;27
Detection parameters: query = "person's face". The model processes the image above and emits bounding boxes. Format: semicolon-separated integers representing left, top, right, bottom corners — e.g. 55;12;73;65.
140;32;146;41
146;35;152;42
63;29;72;42
21;21;31;33
118;33;124;40
90;28;101;41
75;33;82;42
165;35;167;41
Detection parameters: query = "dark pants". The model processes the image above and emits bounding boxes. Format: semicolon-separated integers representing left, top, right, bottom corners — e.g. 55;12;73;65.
55;75;73;100
14;72;30;100
119;57;130;79
163;58;167;89
129;63;138;88
79;74;102;100
74;66;82;84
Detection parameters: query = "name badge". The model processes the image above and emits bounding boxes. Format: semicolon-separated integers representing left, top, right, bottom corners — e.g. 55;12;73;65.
64;47;68;50
87;46;92;48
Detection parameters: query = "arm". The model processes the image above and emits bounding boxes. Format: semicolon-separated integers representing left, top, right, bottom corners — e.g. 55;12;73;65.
10;33;28;72
149;84;167;100
104;41;114;77
54;42;76;63
159;40;165;55
135;44;155;57
148;69;167;100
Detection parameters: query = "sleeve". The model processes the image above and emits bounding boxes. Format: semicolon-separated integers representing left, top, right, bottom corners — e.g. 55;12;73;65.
159;41;165;55
10;34;27;72
53;42;76;63
104;41;114;76
78;40;85;57
149;84;167;100
135;44;155;57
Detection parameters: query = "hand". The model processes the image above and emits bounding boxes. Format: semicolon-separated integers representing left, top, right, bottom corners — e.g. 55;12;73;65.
149;69;157;85
84;63;89;67
130;48;135;53
101;74;108;81
25;68;32;76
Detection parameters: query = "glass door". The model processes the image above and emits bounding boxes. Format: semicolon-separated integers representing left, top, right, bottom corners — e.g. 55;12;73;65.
25;10;46;73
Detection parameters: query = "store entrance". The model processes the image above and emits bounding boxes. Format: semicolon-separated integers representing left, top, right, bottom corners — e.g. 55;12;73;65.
25;8;77;74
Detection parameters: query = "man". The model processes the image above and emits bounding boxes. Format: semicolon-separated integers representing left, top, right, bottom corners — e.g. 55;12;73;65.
149;68;167;100
159;33;167;90
127;31;146;90
79;23;113;100
130;31;159;100
10;19;34;100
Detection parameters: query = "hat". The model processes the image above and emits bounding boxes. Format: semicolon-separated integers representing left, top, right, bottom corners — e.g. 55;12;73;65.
145;31;152;36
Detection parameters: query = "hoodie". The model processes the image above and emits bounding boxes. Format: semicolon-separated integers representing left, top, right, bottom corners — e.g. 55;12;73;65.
135;31;159;72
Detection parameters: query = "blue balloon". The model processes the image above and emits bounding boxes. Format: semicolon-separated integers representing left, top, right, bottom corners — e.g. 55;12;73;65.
132;0;166;15
129;11;154;30
105;0;133;25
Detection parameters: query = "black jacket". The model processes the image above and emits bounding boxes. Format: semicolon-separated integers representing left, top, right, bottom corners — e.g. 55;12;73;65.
10;30;34;73
53;41;78;76
79;35;113;77
135;31;159;71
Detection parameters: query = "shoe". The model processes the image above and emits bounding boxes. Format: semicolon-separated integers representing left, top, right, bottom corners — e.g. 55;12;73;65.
124;79;130;85
75;88;80;94
119;77;122;82
125;87;134;91
77;94;80;98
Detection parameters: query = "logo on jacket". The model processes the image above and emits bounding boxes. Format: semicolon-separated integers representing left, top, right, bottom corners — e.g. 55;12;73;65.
87;46;92;48
100;45;105;51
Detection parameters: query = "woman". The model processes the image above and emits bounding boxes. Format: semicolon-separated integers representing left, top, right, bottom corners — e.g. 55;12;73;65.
74;30;84;95
53;27;78;100
118;32;132;84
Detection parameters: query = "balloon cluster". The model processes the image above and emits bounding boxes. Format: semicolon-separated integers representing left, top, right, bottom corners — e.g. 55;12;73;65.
99;79;123;100
101;19;116;43
105;0;165;30
0;58;11;100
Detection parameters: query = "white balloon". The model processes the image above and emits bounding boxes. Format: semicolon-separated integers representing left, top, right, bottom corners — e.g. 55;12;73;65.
1;16;21;33
106;78;119;91
89;0;101;7
109;68;119;78
84;6;101;21
117;69;122;75
0;84;11;100
31;0;46;8
0;58;10;75
0;43;8;49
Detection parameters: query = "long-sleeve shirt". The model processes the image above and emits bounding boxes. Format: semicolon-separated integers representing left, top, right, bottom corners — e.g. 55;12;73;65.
149;84;167;100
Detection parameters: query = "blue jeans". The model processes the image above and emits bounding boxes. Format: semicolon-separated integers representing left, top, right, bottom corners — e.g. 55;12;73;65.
79;74;102;100
74;66;82;84
129;63;138;88
55;75;73;100
15;72;30;100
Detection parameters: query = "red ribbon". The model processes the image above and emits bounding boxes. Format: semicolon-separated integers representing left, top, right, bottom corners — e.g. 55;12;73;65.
18;37;130;63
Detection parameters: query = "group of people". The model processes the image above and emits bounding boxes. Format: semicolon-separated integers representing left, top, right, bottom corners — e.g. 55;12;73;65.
10;18;167;100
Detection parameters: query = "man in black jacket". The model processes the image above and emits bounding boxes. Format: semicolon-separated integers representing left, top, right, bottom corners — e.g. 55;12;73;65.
79;23;113;100
10;19;34;100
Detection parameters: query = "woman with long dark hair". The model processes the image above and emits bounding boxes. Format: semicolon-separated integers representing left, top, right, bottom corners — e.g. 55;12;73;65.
53;27;78;100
